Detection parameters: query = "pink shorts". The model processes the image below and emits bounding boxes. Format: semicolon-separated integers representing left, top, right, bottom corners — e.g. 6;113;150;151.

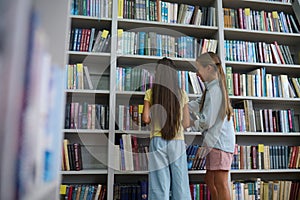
205;148;233;171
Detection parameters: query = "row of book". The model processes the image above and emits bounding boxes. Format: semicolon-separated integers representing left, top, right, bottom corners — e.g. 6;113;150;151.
231;179;300;200
116;67;154;92
114;182;212;200
231;145;300;170
224;40;294;64
187;145;206;170
66;63;94;90
120;0;216;26
224;8;300;33
113;181;148;200
233;108;298;133
60;184;106;200
115;134;149;171
226;67;300;98
189;184;211;200
62;140;83;171
65;102;109;130
116;67;205;95
117;105;148;131
239;99;298;133
69;28;111;53
117;30;217;58
71;0;112;18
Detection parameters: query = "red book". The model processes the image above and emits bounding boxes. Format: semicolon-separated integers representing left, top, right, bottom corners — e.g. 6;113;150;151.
200;184;204;200
73;143;81;171
287;109;294;132
233;72;240;96
132;105;139;130
238;8;244;29
274;41;285;64
84;29;91;51
189;184;194;200
67;185;73;200
131;135;139;171
292;146;299;169
251;146;258;169
289;146;297;169
79;29;87;52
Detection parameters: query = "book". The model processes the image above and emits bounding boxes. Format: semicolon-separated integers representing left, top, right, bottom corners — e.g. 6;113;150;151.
226;66;234;95
83;66;93;89
63;139;71;171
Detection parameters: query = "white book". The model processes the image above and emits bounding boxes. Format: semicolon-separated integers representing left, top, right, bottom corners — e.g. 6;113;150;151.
94;184;102;200
83;66;94;89
122;134;134;171
279;74;289;98
270;44;282;64
91;104;96;129
113;145;120;170
118;105;124;130
174;3;178;23
188;72;198;94
126;134;134;171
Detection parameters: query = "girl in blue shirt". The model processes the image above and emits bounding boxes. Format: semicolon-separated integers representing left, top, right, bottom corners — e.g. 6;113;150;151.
191;52;236;200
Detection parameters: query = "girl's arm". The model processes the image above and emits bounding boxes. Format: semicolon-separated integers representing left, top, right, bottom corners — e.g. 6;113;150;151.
142;100;151;124
182;103;190;129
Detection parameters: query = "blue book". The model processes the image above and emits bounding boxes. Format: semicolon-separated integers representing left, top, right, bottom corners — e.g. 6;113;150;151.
73;28;79;51
140;181;148;200
88;28;96;52
185;71;189;93
120;138;126;170
178;71;182;89
261;67;266;97
79;185;86;200
139;32;146;55
156;34;162;56
76;29;82;51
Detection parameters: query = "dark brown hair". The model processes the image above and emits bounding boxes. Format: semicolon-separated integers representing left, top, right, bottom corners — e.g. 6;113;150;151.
196;52;233;121
151;57;181;140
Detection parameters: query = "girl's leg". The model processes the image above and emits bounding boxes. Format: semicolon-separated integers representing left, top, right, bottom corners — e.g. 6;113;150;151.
214;170;230;200
148;137;171;200
168;140;191;200
205;170;218;200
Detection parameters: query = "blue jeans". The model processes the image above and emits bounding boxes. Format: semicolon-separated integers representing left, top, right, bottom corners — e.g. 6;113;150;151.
148;137;191;200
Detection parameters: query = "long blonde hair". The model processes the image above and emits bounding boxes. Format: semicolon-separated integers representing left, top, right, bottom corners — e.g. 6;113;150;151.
196;52;233;121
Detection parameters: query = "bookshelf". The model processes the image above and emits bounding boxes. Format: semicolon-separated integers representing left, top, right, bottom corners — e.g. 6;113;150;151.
63;0;300;199
0;0;69;200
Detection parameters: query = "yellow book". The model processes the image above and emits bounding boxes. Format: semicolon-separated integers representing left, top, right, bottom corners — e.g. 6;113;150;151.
263;182;269;200
68;64;74;89
118;0;124;18
291;77;300;98
138;104;144;131
60;185;67;195
76;63;84;90
279;181;285;200
258;144;264;169
63;139;70;171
